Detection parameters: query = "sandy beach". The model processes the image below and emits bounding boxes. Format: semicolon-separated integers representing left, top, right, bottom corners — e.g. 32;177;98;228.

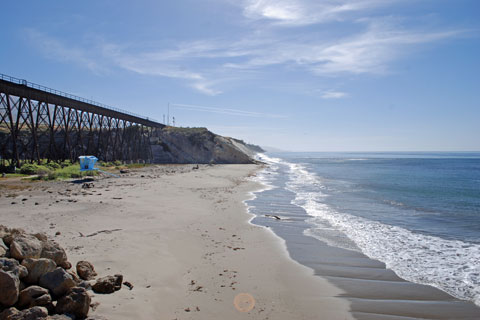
0;164;353;320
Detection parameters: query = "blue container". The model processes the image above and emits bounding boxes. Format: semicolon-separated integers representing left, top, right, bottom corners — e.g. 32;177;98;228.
79;156;98;171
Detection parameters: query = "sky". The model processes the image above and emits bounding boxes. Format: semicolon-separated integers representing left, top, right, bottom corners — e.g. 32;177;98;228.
1;0;479;151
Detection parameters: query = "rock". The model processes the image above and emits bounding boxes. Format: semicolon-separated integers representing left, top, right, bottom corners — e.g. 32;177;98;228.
66;270;81;285
21;258;56;284
76;261;97;281
0;307;19;320
113;274;123;291
1;227;25;246
47;315;73;320
0;239;8;257
10;235;43;260
0;258;28;278
17;286;51;308
92;275;120;294
40;241;69;269
0;306;49;320
0;269;20;306
55;287;91;319
38;267;76;298
32;233;48;242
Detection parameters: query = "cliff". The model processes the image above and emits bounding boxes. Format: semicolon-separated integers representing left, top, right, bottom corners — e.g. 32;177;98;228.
150;127;263;164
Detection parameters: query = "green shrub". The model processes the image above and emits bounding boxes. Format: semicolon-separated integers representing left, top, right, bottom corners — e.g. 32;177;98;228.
45;162;61;170
19;164;39;175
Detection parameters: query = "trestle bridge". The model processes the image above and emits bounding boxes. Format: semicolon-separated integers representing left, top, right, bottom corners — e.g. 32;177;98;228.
0;74;164;167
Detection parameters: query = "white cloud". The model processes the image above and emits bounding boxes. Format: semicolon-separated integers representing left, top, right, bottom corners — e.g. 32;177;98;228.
24;3;462;96
242;0;400;25
24;29;103;73
321;90;347;99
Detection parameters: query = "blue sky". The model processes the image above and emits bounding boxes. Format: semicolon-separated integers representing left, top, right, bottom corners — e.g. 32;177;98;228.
1;0;479;151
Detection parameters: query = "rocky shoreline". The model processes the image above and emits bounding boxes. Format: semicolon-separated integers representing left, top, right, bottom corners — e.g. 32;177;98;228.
0;225;126;319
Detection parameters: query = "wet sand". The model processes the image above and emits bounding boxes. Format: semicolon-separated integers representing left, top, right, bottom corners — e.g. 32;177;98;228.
251;189;480;320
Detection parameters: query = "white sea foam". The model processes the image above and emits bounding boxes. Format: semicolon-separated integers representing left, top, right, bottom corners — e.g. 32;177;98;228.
285;161;480;306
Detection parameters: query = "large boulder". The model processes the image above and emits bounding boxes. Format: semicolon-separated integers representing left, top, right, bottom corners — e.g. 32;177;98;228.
0;306;48;320
17;286;52;309
0;258;28;279
40;241;70;269
21;258;56;285
55;287;91;319
10;235;42;260
92;274;122;294
76;261;97;281
38;268;75;298
0;269;20;306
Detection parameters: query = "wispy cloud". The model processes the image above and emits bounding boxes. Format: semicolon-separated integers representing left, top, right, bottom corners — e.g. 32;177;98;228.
172;103;286;118
24;29;103;73
321;90;348;99
24;2;463;96
223;22;460;75
242;0;400;25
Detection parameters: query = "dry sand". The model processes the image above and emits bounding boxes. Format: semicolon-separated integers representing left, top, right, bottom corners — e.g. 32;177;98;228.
0;164;353;320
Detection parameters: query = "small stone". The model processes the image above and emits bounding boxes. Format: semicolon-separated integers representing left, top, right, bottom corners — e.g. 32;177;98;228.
0;269;20;306
76;261;97;281
92;275;116;294
17;286;51;308
38;267;76;298
55;232;61;236
10;234;43;260
55;287;91;319
21;258;56;284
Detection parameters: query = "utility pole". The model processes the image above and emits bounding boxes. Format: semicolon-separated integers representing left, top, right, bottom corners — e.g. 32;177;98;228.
172;117;176;127
167;103;170;126
163;114;165;124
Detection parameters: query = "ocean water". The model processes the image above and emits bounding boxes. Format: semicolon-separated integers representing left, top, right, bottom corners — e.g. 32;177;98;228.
247;152;480;306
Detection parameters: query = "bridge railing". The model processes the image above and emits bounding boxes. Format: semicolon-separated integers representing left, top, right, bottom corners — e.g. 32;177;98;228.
0;73;159;123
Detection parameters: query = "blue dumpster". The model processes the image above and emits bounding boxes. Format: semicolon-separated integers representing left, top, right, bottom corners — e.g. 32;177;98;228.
79;156;98;172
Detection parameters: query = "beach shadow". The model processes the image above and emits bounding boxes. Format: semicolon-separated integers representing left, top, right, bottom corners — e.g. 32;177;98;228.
70;177;95;184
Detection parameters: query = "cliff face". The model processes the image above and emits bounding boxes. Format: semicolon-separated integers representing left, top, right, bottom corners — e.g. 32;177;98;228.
150;127;263;164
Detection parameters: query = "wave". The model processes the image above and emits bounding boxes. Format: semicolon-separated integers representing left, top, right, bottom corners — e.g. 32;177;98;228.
260;156;480;306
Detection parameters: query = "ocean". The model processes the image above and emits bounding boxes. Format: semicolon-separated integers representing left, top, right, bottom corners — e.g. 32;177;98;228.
246;152;480;306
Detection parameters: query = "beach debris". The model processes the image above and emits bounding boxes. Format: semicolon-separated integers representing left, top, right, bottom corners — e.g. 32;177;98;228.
17;286;51;309
55;287;91;319
265;214;281;220
123;281;134;290
76;261;97;280
85;229;122;237
119;169;129;174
